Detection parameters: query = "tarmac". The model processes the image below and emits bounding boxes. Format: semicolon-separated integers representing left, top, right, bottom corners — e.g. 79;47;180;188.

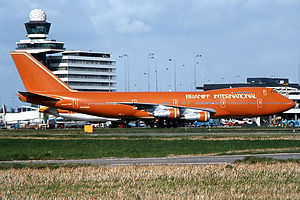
1;153;299;166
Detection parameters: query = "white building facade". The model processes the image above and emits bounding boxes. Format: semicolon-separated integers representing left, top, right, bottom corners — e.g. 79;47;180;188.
47;51;116;91
273;86;300;120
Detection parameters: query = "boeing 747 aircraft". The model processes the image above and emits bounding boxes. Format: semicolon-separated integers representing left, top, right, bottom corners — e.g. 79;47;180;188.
11;51;295;127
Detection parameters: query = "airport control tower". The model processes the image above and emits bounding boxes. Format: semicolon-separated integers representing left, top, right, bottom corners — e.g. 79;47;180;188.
16;9;116;92
16;9;65;65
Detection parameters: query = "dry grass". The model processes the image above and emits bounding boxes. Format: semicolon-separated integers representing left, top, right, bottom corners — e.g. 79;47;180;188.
1;163;299;199
158;135;300;141
167;147;300;158
2;135;300;141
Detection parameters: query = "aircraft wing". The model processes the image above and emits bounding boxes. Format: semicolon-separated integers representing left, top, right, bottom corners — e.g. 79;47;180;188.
171;105;216;115
120;102;159;112
19;91;61;102
119;102;216;115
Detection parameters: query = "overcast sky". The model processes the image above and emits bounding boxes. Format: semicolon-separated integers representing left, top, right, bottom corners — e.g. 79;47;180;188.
0;0;299;108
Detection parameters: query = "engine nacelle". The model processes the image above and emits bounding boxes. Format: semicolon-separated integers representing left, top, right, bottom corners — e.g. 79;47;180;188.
153;108;180;119
182;110;210;121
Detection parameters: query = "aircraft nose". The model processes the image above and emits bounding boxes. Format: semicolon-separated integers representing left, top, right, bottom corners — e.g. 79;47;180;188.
288;99;295;109
283;96;295;110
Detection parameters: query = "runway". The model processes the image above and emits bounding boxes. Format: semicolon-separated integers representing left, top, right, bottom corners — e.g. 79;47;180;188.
86;131;300;137
1;153;299;166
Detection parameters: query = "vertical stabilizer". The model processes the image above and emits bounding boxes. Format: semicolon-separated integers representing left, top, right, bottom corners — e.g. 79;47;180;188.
10;51;77;93
2;104;6;115
0;104;6;125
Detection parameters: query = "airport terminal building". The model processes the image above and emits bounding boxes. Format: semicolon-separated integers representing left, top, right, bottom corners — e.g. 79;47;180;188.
198;77;300;121
15;9;116;92
47;51;116;92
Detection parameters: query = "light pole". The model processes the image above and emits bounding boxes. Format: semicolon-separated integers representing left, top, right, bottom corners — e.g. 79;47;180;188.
119;54;129;92
168;58;177;91
149;54;158;92
10;96;14;113
147;53;154;92
182;64;188;91
126;55;130;92
194;54;202;91
108;68;111;92
234;75;240;82
154;58;158;92
165;67;170;91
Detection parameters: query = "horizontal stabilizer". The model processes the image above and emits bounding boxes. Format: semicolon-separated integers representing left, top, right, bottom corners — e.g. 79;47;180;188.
19;91;61;102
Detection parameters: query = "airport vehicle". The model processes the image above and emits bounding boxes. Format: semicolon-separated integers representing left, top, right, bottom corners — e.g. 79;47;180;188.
193;119;220;127
10;51;295;127
280;119;300;127
221;118;254;126
0;104;46;128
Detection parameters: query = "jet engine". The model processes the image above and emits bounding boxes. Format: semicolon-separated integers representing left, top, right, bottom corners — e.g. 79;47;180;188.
153;107;180;119
181;109;210;121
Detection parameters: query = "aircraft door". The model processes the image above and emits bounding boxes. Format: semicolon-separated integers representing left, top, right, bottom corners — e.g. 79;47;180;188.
73;99;78;109
173;99;178;106
220;99;226;108
257;99;263;108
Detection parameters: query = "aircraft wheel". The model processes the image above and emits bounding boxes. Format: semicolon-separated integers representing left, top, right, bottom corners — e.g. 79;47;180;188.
289;122;295;127
156;120;165;128
109;122;118;128
172;123;178;128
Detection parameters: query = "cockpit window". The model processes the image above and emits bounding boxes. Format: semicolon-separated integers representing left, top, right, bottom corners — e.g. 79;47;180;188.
271;90;278;93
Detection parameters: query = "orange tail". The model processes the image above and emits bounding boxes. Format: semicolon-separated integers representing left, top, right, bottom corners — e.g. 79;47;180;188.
10;51;76;93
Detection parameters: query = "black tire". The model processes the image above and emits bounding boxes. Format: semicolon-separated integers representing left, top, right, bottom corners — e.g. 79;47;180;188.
289;122;295;127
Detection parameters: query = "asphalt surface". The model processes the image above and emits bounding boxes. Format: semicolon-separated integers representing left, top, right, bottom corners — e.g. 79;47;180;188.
87;132;300;137
1;153;299;166
48;131;300;137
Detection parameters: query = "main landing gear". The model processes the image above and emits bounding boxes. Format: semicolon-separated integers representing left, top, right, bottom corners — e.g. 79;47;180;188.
155;119;179;128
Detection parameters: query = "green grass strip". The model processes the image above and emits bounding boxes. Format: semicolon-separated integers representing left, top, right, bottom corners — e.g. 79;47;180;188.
0;138;299;160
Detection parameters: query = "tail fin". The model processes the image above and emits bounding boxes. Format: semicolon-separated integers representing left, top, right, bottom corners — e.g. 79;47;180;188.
2;104;6;115
10;51;76;93
0;104;5;124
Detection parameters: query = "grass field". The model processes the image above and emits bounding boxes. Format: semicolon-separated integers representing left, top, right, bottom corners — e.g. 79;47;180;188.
0;129;299;199
0;128;299;160
0;162;299;199
0;138;299;160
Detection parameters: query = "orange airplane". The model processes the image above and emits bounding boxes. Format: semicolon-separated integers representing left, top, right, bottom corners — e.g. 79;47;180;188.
11;51;295;127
